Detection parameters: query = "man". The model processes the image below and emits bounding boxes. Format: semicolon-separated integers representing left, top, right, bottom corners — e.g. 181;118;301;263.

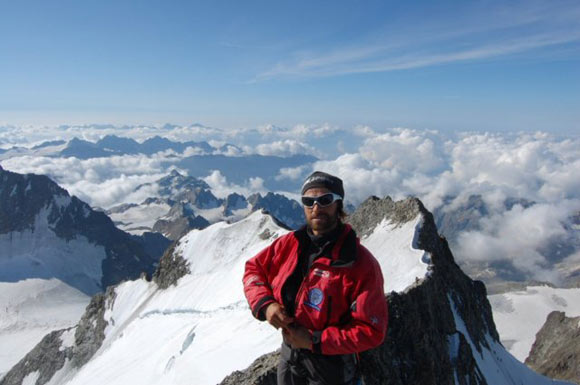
243;171;388;385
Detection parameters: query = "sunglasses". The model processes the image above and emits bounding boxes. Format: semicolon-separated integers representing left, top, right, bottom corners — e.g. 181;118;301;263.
301;193;342;208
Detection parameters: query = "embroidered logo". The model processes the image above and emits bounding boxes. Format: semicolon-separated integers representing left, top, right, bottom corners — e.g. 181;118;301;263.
245;275;264;286
304;288;324;311
313;268;330;278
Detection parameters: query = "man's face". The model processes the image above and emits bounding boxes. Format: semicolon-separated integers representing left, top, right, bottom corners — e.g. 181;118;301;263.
303;187;339;236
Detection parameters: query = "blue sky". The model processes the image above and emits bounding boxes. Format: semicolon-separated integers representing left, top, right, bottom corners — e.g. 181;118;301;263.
1;0;579;133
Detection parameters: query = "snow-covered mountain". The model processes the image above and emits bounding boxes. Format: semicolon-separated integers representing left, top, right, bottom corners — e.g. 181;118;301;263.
108;170;304;239
0;165;162;295
0;166;172;380
2;196;572;385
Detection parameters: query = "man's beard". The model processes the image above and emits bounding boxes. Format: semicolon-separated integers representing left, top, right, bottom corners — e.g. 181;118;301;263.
307;212;338;234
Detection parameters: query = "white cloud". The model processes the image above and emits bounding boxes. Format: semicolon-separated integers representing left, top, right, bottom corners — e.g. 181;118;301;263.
295;128;580;284
202;170;266;199
253;140;319;157
352;125;376;137
276;165;310;181
456;201;579;283
256;124;289;136
2;124;579;286
311;153;404;205
289;123;339;139
0;153;173;209
182;146;207;157
359;128;447;174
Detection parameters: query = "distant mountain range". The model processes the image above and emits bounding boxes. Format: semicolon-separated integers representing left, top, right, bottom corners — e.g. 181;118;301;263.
108;170;305;240
0;135;213;159
0;135;318;193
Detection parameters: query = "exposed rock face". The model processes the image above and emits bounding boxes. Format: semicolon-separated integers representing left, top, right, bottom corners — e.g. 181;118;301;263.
0;287;117;385
72;288;115;367
347;196;421;237
220;196;506;385
152;202;210;240
223;193;248;216
525;311;580;384
220;352;279;385
247;192;304;229
0;329;72;385
152;242;190;289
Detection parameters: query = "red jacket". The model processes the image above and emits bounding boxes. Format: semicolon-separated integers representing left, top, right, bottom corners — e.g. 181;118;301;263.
243;224;388;355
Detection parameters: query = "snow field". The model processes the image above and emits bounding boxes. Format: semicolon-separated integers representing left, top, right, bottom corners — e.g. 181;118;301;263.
47;212;287;384
60;306;281;385
108;201;171;235
0;279;89;376
361;216;430;293
489;286;580;362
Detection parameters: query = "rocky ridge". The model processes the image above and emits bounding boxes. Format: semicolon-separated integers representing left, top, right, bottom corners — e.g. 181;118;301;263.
220;196;568;385
2;195;572;385
526;311;580;384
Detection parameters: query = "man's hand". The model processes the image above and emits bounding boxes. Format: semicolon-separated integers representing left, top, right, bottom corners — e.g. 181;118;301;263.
282;324;313;351
265;302;294;330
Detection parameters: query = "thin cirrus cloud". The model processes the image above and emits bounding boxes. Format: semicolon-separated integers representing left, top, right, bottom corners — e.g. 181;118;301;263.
253;2;580;81
256;32;580;81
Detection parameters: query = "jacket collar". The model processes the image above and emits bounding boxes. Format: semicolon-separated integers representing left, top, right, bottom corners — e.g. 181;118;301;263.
294;223;359;266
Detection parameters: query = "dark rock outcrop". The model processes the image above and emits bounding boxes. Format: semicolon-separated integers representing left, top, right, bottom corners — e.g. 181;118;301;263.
0;329;73;385
152;202;210;240
347;196;422;237
248;192;304;229
153;242;190;289
220;196;504;385
220;352;279;385
525;311;580;384
72;288;115;367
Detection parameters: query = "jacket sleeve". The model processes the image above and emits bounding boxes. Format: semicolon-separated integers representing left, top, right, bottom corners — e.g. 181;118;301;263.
243;238;281;321
315;256;388;355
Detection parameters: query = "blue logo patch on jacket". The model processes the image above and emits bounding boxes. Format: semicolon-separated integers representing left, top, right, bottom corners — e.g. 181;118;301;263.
304;288;324;311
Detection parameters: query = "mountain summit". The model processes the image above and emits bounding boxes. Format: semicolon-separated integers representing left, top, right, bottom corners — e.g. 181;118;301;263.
1;195;572;385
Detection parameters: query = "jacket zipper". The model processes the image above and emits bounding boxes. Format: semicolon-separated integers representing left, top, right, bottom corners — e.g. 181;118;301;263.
294;272;310;314
326;295;332;326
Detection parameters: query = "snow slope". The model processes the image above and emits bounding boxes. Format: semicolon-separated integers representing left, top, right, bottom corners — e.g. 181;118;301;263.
449;296;570;385
489;286;580;362
108;201;171;235
44;211;431;385
362;216;429;293
0;279;89;377
46;212;289;385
